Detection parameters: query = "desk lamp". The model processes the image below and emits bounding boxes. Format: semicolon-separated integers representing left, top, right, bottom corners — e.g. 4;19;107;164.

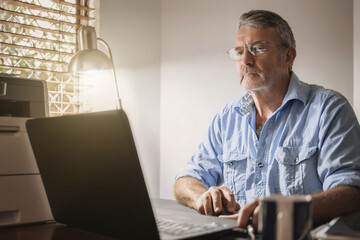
68;26;122;110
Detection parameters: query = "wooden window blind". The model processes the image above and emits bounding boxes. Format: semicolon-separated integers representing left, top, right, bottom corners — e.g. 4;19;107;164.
0;0;96;116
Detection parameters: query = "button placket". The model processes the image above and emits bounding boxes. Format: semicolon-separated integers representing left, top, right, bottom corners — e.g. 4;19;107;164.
225;161;235;193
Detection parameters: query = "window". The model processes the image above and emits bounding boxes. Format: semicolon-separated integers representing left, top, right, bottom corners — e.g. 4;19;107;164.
0;0;96;116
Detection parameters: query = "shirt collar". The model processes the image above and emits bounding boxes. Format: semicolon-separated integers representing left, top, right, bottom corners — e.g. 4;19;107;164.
234;72;310;116
282;72;309;106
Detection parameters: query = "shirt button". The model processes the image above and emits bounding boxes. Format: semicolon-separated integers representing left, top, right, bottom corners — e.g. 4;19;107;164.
228;162;233;166
258;163;264;168
295;157;299;163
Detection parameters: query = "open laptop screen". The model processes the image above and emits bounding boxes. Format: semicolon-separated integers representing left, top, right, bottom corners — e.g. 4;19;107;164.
26;110;159;239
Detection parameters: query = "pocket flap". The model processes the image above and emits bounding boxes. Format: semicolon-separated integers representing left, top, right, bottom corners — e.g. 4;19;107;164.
218;151;247;163
275;146;317;165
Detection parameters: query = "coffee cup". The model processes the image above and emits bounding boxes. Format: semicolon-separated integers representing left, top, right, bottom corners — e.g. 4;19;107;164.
258;195;312;240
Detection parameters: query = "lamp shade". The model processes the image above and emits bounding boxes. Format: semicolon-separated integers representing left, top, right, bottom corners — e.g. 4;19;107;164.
68;26;112;73
68;25;122;110
68;49;112;73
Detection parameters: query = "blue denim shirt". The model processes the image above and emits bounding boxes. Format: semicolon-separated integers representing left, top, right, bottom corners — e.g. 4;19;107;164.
176;73;360;207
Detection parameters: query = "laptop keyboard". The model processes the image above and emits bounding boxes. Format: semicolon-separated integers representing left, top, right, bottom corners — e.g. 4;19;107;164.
156;219;226;236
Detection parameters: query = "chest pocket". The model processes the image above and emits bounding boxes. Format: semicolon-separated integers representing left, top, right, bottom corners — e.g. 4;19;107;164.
274;146;317;195
218;151;247;204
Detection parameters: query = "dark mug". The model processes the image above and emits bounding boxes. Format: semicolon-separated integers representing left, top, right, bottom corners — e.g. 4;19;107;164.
258;195;312;240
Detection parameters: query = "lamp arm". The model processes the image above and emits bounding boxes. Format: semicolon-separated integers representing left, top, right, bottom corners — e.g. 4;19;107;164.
97;38;122;110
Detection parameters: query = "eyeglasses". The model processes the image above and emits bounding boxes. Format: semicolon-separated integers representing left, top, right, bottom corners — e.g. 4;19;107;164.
227;41;271;61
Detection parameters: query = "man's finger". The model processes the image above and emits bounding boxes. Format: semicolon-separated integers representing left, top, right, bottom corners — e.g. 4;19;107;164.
202;194;213;216
195;200;205;215
235;202;240;211
251;205;261;231
210;187;222;213
219;213;239;219
237;199;260;229
220;186;237;212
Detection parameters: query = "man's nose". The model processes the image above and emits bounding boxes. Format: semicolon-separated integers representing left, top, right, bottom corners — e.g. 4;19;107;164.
240;49;254;66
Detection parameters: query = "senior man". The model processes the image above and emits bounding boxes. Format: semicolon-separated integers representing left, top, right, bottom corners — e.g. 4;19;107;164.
174;10;360;230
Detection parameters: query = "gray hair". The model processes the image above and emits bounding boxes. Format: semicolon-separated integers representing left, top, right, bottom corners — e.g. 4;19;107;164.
238;10;296;49
238;10;296;72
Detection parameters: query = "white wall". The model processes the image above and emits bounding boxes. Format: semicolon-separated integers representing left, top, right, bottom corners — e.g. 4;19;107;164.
99;1;356;200
100;0;161;197
355;1;360;119
160;0;354;199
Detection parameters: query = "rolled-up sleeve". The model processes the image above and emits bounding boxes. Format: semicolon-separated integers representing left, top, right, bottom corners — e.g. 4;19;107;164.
317;93;360;191
175;113;224;188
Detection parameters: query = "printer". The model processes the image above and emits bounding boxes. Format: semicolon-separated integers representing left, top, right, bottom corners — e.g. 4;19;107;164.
0;74;53;226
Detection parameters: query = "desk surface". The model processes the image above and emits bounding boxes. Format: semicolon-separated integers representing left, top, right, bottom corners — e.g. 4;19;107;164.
0;222;118;240
0;199;243;240
2;199;356;240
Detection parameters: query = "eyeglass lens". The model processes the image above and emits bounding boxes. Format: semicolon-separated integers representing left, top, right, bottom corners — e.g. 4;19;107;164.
228;41;269;60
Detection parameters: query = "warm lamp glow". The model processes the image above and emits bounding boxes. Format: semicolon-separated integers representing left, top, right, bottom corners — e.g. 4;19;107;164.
68;26;122;110
69;49;112;73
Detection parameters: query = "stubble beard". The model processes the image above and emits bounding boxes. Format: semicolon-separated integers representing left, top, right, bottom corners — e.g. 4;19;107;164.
239;66;265;91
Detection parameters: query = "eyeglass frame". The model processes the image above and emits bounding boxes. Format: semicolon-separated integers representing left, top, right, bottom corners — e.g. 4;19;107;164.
227;41;272;61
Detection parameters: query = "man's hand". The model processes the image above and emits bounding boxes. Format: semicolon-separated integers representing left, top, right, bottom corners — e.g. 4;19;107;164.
220;199;260;230
174;176;240;216
194;186;240;216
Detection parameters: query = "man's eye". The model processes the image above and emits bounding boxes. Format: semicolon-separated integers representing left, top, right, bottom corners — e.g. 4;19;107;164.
251;44;267;54
235;47;244;55
254;47;266;53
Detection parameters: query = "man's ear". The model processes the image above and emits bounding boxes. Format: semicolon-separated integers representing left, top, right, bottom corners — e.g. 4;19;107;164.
284;47;296;69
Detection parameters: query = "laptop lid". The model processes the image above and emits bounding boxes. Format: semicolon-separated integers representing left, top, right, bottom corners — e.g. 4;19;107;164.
26;110;159;239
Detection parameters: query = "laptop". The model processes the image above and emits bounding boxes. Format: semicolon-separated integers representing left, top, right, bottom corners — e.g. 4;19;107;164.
26;110;240;239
